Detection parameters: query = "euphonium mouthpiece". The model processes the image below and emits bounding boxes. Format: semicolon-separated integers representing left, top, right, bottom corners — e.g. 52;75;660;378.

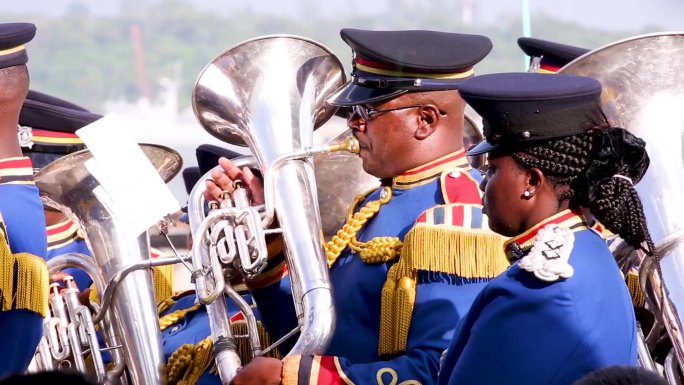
326;136;360;155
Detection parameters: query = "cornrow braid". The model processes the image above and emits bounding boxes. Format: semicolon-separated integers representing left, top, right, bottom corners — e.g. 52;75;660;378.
511;134;594;202
511;130;655;255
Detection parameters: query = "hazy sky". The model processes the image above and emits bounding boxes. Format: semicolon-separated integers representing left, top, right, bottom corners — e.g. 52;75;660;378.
2;0;682;202
2;0;684;33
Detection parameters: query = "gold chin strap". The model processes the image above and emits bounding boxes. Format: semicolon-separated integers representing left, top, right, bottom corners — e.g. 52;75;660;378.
324;187;403;267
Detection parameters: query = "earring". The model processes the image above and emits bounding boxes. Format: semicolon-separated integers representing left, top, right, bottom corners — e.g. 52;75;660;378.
523;191;530;197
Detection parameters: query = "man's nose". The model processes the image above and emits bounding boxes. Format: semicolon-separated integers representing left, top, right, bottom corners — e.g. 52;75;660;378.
479;178;487;192
348;114;365;132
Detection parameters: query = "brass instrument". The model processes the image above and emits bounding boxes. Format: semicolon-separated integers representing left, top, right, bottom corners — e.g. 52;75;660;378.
31;144;183;385
560;32;684;383
189;35;348;384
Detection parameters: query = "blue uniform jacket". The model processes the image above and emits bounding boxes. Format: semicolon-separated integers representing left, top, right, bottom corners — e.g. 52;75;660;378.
438;210;637;385
248;150;508;385
0;157;48;378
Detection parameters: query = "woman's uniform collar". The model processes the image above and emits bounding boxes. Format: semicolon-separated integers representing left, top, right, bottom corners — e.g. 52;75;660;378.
504;209;592;263
391;149;470;189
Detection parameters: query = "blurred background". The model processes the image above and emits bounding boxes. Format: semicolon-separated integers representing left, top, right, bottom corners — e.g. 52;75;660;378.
2;0;683;203
3;0;682;290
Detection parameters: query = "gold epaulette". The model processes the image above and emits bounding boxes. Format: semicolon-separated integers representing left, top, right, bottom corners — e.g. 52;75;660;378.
152;264;175;303
626;269;646;308
150;248;175;301
0;228;49;316
378;209;508;356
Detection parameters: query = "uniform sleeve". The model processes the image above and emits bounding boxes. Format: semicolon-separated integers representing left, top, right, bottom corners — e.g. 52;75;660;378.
0;157;48;316
281;275;489;385
0;157;47;257
440;274;581;385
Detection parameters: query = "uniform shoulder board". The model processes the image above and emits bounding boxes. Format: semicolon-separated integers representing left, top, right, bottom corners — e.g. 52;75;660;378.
440;168;482;205
518;224;575;282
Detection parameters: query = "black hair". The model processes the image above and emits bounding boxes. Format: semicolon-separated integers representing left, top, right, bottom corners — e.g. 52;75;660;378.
573;366;668;385
511;126;655;255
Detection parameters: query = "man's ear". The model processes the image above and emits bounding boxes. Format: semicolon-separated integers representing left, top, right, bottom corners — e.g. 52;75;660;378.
414;105;440;140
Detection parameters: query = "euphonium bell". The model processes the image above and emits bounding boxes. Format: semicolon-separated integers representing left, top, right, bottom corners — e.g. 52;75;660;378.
190;35;347;384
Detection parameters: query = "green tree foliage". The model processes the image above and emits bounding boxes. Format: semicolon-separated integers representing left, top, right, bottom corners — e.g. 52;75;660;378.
0;0;660;112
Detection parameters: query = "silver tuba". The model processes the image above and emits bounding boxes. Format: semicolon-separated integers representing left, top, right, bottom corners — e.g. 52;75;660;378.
189;35;349;384
33;143;183;385
560;32;684;383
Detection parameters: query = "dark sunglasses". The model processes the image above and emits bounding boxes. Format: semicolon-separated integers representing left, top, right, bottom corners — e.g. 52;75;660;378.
348;104;424;122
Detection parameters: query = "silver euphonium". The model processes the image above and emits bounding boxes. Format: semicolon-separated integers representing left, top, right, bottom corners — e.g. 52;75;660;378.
31;144;183;385
188;35;348;384
561;32;684;384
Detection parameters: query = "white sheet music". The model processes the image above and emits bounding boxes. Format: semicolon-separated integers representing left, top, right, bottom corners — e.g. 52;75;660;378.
77;114;181;235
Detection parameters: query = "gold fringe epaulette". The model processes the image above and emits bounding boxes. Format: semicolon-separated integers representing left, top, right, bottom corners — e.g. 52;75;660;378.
0;250;49;317
626;270;646;308
378;222;508;355
0;227;48;316
153;264;175;303
88;282;100;304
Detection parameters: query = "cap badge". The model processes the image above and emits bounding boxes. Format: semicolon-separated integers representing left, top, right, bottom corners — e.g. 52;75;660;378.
17;125;33;149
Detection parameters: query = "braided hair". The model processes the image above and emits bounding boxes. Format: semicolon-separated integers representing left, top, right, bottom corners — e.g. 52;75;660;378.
511;126;655;255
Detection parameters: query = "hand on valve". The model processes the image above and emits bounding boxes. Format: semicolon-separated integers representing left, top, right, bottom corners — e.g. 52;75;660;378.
204;157;265;205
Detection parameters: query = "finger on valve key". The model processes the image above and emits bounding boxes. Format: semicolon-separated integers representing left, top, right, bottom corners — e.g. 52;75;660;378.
204;158;265;205
238;166;265;205
203;158;240;203
50;272;70;285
